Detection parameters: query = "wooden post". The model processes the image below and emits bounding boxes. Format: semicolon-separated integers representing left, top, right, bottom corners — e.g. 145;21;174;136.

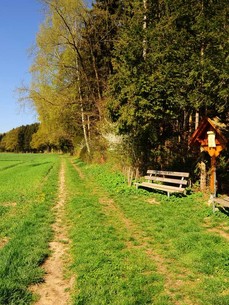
200;160;206;191
210;154;216;197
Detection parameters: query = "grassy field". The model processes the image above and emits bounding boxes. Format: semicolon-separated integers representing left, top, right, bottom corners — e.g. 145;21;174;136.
67;160;229;305
0;153;229;305
0;153;60;305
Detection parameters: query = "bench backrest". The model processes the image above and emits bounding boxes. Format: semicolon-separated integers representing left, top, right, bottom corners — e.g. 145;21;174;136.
145;170;189;188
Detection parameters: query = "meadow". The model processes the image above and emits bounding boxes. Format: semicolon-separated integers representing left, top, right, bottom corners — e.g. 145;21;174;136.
0;153;229;305
67;160;229;305
0;153;60;304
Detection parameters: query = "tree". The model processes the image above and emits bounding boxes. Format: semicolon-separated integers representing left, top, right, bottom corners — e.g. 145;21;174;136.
18;0;227;170
107;0;229;170
29;0;94;155
0;124;39;153
1;128;20;152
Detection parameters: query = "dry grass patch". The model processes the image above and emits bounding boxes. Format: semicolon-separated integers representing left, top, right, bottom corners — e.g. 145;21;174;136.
203;218;229;241
0;237;9;249
207;227;229;241
146;197;160;205
1;202;17;207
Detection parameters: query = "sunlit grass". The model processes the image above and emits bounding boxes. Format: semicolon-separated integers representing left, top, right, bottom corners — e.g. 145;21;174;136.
74;160;229;305
0;153;60;305
65;159;170;305
1;154;229;304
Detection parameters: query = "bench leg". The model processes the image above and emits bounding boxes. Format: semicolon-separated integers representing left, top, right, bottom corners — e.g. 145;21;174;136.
213;202;215;213
209;194;216;213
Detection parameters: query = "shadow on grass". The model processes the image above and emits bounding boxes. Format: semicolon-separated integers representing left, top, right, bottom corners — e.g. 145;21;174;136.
217;206;229;216
137;186;191;199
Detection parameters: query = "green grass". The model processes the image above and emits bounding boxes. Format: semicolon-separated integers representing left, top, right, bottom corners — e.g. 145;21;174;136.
67;159;229;305
1;154;229;304
0;153;60;305
65;159;170;305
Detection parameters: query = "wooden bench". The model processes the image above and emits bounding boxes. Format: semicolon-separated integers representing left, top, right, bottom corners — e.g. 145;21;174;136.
212;196;229;213
135;170;190;197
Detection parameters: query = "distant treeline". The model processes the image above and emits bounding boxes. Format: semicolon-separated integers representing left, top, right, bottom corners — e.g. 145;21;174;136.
0;124;40;152
0;123;73;153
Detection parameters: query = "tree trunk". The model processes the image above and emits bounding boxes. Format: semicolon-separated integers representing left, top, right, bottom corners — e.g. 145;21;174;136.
195;111;199;130
143;0;147;60
199;159;206;191
90;47;102;101
90;47;103;120
76;57;91;155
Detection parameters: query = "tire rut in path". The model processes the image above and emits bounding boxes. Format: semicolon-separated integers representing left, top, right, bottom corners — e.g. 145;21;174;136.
31;160;73;305
98;196;194;305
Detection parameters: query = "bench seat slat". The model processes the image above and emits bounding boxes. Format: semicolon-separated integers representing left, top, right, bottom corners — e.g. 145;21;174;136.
147;170;189;178
144;176;188;185
213;197;229;208
140;182;186;193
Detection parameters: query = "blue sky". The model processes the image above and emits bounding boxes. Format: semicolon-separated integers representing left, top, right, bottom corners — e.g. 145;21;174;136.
0;0;93;134
0;0;44;133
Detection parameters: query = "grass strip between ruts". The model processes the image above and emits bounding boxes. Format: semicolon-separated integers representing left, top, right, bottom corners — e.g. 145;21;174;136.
66;158;172;305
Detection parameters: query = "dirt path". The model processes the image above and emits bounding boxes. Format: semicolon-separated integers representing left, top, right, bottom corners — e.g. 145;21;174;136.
32;160;73;305
70;159;85;179
203;218;229;241
208;227;229;241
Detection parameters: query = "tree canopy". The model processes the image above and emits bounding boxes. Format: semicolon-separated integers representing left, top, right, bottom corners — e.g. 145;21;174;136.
17;0;228;171
0;123;39;153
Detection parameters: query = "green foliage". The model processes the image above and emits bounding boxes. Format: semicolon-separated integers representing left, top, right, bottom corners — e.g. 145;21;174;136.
27;0;104;156
0;123;74;154
18;0;228;171
0;123;39;153
9;0;229;178
107;0;229;169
